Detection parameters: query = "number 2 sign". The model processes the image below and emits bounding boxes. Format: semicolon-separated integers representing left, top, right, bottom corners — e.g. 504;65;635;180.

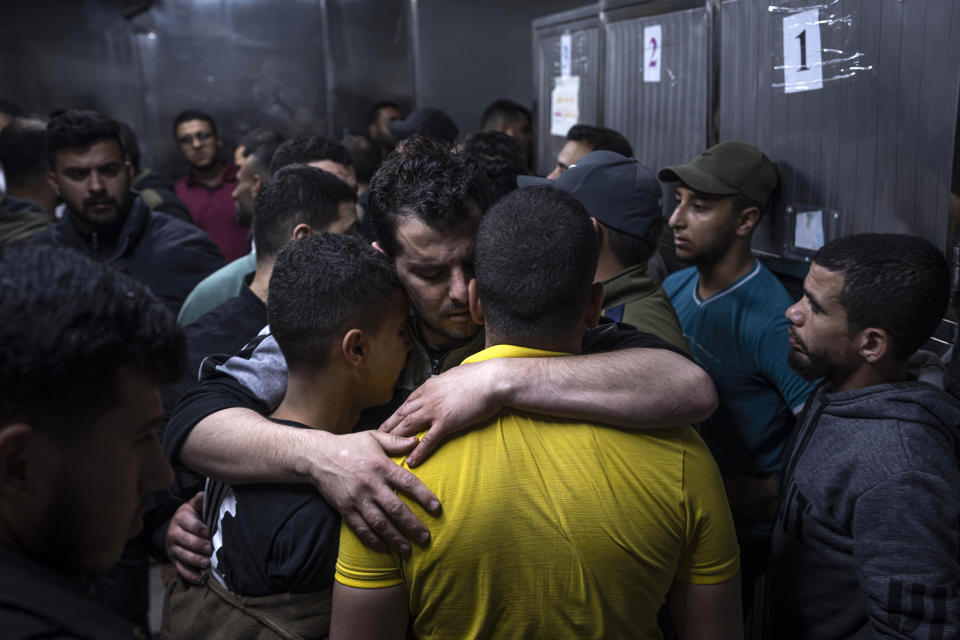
643;25;662;83
782;9;823;93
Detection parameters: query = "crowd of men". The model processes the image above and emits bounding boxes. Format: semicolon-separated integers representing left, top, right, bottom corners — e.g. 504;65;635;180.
0;93;958;640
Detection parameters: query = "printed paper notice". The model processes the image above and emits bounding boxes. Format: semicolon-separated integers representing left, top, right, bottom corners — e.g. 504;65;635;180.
643;25;662;83
782;9;823;93
560;34;572;78
794;210;824;251
550;75;579;137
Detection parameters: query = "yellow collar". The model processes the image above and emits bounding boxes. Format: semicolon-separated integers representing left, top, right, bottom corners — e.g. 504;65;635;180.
461;344;572;365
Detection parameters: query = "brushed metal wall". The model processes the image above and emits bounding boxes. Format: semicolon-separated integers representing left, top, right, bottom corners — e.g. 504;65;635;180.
532;5;604;176
1;0;408;178
719;0;960;256
532;0;960;255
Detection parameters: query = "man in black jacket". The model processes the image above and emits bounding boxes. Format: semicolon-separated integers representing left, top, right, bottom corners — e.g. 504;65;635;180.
772;233;960;638
31;110;224;313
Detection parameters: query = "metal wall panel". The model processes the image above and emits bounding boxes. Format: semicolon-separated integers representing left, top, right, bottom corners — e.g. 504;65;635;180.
0;0;412;178
604;7;709;173
0;0;146;146
532;5;604;176
410;0;585;144
719;0;960;254
132;0;331;175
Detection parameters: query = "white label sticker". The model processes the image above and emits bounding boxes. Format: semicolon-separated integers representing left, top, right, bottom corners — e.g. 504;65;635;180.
794;210;825;251
550;75;580;137
782;9;823;93
560;34;572;78
643;25;662;83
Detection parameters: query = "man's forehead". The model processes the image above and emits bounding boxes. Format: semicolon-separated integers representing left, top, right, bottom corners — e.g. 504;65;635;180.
176;119;213;135
806;262;844;303
56;139;124;168
378;107;401;122
394;216;476;263
676;183;726;201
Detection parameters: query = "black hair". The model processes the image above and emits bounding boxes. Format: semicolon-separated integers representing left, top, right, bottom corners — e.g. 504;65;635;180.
246;136;286;178
46;110;126;169
367;101;402;126
368;134;493;257
461;130;527;204
268;232;403;373
341;133;381;185
0;244;185;438
480;99;532;130
814;233;949;362
566;124;633;158
0;116;48;186
239;127;286;159
269;136;353;175
172;109;217;136
603;215;664;269
475;186;600;343
116;121;142;170
253;164;357;260
0;98;23;118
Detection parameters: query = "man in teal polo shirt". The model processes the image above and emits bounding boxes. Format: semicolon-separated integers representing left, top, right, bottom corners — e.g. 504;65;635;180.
660;141;817;610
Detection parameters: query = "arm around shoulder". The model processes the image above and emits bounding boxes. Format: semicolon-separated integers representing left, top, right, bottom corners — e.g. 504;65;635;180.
500;346;717;430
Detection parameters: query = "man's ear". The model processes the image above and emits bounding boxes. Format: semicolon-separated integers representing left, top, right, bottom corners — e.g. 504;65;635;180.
584;282;604;329
46;171;61;198
468;278;485;326
736;206;761;237
856;327;892;364
0;424;34;497
250;173;264;201
125;160;135;182
341;328;367;367
290;223;314;242
591;217;605;242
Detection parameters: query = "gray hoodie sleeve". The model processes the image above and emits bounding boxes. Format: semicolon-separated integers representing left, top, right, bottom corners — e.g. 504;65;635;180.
853;469;960;639
209;327;288;410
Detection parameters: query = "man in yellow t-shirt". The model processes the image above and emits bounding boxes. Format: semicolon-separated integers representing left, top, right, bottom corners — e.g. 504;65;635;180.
331;185;742;640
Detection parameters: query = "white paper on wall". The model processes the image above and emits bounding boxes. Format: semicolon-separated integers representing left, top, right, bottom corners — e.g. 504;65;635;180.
550;75;580;137
560;33;572;78
794;209;825;251
643;25;662;83
782;8;823;93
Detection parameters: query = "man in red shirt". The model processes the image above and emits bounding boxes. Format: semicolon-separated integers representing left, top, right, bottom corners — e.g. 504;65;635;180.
173;109;248;262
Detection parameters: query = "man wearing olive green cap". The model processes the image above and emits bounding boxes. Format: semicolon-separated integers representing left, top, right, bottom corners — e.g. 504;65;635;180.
660;141;817;612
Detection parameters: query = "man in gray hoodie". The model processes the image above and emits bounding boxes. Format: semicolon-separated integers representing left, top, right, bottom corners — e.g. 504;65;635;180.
771;233;960;639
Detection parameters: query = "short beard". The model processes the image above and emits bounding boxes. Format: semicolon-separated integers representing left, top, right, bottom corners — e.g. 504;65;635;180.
787;348;841;383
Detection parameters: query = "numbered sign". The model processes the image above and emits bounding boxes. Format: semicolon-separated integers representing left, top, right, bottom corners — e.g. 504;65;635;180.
782;9;823;93
560;33;572;78
643;25;662;83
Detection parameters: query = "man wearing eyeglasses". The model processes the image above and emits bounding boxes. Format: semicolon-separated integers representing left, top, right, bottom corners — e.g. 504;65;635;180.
173;109;249;262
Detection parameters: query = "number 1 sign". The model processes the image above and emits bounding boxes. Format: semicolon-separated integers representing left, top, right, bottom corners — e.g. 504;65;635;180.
643;25;661;83
782;9;823;93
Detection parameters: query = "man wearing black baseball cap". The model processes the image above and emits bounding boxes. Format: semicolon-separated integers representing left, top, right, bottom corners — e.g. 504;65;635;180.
660;141;817;610
519;150;688;353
